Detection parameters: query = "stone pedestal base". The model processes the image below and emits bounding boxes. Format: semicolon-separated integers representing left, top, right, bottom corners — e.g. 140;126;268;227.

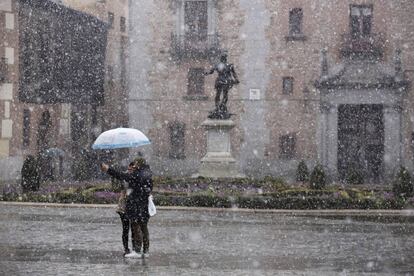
197;119;245;178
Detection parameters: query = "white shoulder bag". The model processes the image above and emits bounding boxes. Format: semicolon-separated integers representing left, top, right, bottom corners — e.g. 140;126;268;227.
148;195;156;216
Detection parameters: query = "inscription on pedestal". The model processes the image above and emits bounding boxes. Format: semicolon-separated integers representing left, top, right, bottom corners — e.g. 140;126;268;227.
208;130;230;152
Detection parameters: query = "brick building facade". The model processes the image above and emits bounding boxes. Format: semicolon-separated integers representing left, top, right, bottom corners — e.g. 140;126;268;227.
0;0;128;181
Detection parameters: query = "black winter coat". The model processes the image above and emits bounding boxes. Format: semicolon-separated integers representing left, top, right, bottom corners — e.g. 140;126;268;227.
108;165;153;223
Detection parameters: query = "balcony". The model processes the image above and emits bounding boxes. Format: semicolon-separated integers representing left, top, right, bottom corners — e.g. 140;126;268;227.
0;58;7;83
171;33;220;60
340;33;385;59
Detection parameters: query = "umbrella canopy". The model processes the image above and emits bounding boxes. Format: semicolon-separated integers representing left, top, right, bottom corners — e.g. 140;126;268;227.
92;128;151;150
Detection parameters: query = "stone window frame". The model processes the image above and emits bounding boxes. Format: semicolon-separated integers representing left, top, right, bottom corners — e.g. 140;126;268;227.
282;76;294;95
120;16;126;32
37;110;52;151
285;7;307;42
173;0;217;41
168;121;186;159
171;0;219;60
184;1;208;39
349;4;373;37
108;12;114;29
279;133;297;159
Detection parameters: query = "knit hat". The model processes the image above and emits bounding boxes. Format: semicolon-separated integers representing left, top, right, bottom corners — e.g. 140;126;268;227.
133;157;147;168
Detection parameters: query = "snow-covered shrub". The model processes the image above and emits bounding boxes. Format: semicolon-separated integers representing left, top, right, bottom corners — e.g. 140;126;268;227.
309;164;326;190
346;166;364;185
392;167;413;199
2;184;19;201
21;155;40;193
296;160;309;182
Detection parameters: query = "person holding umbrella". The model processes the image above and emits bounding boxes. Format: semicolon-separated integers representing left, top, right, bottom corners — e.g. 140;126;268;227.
101;157;153;258
115;163;133;257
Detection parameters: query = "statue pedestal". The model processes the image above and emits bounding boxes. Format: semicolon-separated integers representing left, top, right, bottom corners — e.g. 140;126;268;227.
197;119;245;178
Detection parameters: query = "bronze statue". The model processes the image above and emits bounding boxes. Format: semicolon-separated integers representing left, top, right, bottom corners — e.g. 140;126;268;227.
205;54;239;119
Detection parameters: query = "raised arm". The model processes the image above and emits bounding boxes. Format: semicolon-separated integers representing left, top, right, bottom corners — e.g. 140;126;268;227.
107;167;133;182
204;67;215;75
101;163;134;182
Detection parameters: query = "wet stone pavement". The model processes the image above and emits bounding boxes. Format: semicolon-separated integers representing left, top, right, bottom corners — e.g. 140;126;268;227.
0;205;413;275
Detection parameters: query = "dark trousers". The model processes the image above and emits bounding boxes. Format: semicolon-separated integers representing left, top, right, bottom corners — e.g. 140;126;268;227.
118;212;130;252
131;221;150;253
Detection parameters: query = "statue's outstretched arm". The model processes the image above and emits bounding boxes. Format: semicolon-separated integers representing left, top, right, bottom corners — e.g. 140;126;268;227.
204;67;215;75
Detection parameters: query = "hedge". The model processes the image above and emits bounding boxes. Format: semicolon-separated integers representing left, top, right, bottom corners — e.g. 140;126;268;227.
1;177;410;209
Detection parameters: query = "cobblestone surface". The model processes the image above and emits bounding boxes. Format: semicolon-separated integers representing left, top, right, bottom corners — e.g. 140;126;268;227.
0;204;413;275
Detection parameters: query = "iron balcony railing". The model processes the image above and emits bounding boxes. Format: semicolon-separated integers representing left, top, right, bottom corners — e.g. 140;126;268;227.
171;33;220;60
340;33;385;59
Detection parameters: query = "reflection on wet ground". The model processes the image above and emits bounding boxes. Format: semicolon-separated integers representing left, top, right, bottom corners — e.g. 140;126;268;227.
307;214;414;224
0;205;413;275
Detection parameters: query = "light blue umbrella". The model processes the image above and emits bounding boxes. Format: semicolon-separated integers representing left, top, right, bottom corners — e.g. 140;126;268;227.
92;128;151;150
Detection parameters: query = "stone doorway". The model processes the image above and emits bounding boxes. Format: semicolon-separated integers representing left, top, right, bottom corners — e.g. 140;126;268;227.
338;104;384;183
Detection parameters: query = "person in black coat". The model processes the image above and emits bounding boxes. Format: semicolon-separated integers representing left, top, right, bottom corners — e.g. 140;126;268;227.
101;158;153;257
115;161;135;257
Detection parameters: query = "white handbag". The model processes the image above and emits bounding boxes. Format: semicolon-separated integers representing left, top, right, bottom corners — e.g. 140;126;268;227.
148;195;156;216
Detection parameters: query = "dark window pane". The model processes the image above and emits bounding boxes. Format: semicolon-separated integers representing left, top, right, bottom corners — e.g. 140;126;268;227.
120;16;126;32
411;132;414;155
362;16;372;35
120;36;127;88
23;109;31;147
350;15;360;36
37;111;51;151
0;57;6;82
70;110;85;144
279;134;296;159
282;77;293;95
289;8;303;35
108;12;114;28
169;122;186;159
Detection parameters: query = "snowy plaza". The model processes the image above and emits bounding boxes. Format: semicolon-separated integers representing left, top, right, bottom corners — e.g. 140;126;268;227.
0;203;413;275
